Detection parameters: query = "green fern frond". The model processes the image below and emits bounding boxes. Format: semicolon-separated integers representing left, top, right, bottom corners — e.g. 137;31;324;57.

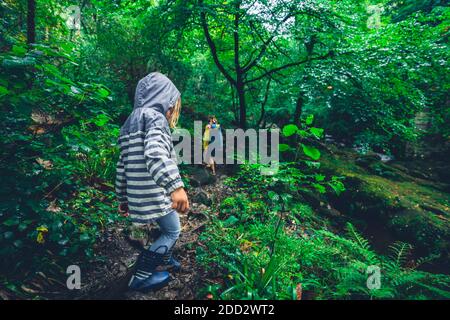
413;253;440;270
345;223;370;251
318;229;379;265
388;241;412;267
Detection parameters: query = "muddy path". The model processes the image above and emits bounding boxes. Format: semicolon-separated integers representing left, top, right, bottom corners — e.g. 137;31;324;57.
63;166;230;300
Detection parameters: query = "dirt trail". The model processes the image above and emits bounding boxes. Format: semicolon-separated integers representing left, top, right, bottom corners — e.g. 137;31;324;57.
70;166;229;300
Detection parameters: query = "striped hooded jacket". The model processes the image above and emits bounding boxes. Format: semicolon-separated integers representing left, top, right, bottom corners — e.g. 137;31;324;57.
115;72;184;224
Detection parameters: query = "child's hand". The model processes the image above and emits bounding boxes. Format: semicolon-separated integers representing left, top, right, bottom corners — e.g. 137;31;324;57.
171;188;190;213
118;202;129;217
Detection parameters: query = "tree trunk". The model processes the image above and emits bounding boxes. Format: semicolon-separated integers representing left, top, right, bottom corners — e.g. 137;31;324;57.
294;93;304;126
234;1;246;129
237;79;246;129
27;0;36;44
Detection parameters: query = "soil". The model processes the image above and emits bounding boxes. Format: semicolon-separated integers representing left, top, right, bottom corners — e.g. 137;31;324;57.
52;166;231;300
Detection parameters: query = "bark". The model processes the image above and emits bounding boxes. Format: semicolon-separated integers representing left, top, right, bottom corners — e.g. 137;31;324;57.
257;78;272;127
27;0;36;44
233;2;246;129
294;93;304;126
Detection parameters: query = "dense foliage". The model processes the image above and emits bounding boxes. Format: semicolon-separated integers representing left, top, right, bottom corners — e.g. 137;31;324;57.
198;163;450;299
0;0;448;299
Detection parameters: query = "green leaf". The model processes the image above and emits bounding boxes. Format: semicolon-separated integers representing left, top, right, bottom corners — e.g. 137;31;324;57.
3;218;19;226
2;57;36;68
279;143;291;152
315;174;325;182
313;183;326;194
296;130;308;137
282;124;298;137
92;114;110;127
329;179;345;195
268;191;280;201
98;87;110;98
12;45;27;56
302;144;321;160
223;215;239;226
0;85;9;97
310;127;324;138
305;114;314;125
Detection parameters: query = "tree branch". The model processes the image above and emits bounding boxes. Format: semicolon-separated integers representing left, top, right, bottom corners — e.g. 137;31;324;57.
246;51;335;84
233;2;240;76
199;0;236;85
242;10;322;74
242;13;292;73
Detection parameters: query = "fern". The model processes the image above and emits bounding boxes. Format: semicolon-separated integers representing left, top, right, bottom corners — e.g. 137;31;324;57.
319;229;379;265
388;241;412;267
346;223;370;251
413;253;440;270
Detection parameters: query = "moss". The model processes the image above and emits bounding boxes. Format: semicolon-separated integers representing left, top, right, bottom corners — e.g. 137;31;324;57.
319;148;450;258
321;151;449;214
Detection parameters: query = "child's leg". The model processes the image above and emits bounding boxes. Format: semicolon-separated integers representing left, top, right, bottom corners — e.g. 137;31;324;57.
128;212;179;290
149;210;181;257
210;158;216;175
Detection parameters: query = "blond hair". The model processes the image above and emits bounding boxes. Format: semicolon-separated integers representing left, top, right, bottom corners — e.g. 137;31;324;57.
168;97;181;128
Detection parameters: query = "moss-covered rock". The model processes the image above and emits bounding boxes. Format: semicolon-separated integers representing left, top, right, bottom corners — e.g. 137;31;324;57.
320;146;450;264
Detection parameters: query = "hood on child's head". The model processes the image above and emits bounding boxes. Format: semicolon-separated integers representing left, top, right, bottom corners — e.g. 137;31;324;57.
133;72;180;114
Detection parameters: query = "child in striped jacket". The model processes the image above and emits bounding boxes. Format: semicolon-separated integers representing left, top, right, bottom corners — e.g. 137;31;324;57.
115;72;189;292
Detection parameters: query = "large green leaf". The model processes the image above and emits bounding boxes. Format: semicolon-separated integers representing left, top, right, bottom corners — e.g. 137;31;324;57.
98;87;110;98
282;124;298;137
310;127;324;138
12;45;27;56
302;144;321;160
279;143;291;152
0;86;9;97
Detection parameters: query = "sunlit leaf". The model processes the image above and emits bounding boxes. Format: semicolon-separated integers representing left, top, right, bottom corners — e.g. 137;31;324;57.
282;124;298;137
302;144;321;160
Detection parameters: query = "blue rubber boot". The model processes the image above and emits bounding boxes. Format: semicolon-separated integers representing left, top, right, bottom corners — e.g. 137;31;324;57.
167;256;181;272
161;241;181;272
128;250;170;292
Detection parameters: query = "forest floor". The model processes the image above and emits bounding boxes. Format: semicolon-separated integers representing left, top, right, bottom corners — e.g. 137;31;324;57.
19;147;448;300
61;167;230;300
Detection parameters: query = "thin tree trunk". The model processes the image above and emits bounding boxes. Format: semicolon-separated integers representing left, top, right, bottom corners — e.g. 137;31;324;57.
257;78;272;127
294;93;304;126
237;83;246;129
231;83;238;123
27;0;36;44
233;1;246;129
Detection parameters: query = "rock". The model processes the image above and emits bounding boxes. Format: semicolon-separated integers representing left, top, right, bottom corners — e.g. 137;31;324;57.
355;153;382;168
321;151;450;263
187;166;217;187
375;152;394;163
191;190;212;206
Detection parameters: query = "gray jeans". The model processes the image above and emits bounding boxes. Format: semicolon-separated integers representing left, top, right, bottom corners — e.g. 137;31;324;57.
149;210;181;254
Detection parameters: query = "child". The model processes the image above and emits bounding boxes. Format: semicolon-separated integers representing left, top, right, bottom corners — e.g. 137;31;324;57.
203;115;222;175
115;72;189;292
